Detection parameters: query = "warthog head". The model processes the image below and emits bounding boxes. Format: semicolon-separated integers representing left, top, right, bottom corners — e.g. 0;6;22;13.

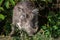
11;1;39;36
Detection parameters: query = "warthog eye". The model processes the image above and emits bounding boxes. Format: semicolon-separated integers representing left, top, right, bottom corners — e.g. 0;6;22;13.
18;7;24;12
26;14;29;18
18;7;21;11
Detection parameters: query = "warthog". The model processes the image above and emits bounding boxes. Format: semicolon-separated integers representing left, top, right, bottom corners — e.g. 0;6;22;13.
10;1;39;36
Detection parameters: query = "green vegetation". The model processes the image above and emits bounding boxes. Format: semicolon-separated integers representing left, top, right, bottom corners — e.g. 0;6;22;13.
0;0;60;40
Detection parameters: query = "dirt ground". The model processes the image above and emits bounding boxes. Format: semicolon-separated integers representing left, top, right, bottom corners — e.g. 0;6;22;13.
0;36;60;40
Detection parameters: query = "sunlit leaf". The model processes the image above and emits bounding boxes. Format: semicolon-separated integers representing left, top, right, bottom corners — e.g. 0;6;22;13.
0;0;4;6
45;30;50;35
42;26;47;30
44;30;50;37
9;0;15;6
0;7;4;11
48;18;51;22
5;1;10;9
53;25;58;30
0;14;5;20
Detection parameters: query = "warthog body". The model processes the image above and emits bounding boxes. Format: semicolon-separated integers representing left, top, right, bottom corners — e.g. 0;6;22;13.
10;1;39;36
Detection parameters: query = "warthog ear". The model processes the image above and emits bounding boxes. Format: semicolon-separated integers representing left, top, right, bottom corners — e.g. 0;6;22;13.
32;8;39;14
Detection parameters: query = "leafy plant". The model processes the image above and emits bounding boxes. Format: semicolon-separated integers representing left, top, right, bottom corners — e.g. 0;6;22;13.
0;0;60;40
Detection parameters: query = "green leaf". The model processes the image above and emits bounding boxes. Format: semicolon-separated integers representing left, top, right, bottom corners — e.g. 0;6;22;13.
44;30;50;37
0;0;4;6
47;0;52;3
57;22;60;25
58;17;60;19
5;1;10;9
0;14;5;20
41;0;46;1
0;7;4;11
48;18;51;22
42;26;47;30
41;0;52;3
53;25;58;30
45;30;50;35
9;0;15;6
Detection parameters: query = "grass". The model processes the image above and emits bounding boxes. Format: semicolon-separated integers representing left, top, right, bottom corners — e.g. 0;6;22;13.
11;31;53;40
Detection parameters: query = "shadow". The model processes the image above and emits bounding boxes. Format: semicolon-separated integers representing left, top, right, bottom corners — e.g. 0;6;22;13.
37;7;48;32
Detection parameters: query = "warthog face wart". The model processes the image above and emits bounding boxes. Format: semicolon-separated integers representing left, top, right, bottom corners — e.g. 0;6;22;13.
10;1;39;36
